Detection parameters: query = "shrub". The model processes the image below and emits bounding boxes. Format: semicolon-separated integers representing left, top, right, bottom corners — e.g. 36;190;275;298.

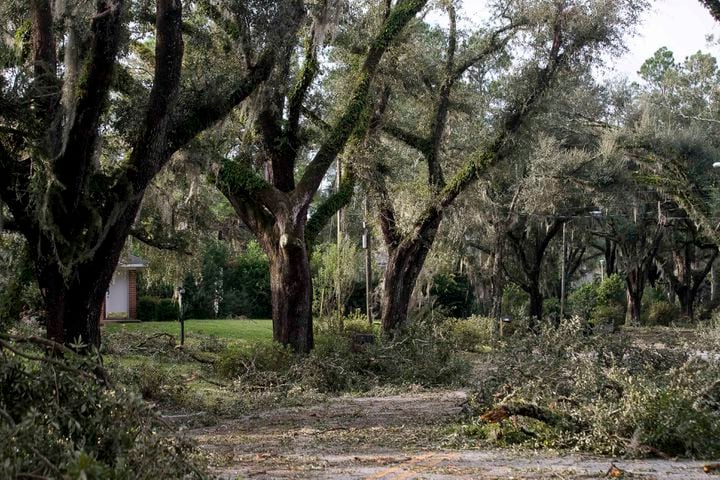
444;315;494;352
222;241;271;318
216;342;294;382
0;346;207;478
590;303;625;329
342;313;375;336
0;236;41;329
502;283;529;319
645;300;680;326
156;298;178;321
596;274;625;306
568;282;598;323
137;295;158;321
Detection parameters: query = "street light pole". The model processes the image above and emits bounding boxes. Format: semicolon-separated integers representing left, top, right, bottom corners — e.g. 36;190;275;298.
363;198;372;325
560;222;566;320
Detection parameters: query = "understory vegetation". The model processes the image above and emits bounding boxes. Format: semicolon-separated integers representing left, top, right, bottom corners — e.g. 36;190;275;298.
3;312;720;477
0;329;207;479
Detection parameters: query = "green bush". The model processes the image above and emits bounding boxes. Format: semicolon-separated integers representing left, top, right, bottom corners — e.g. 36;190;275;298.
590;303;625;329
216;342;294;382
444;315;494;352
0;348;207;478
342;314;375;336
645;300;680;326
0;236;41;329
568;282;598;323
156;298;178;321
502;283;529;319
137;296;158;321
222;241;271;318
596;274;625;306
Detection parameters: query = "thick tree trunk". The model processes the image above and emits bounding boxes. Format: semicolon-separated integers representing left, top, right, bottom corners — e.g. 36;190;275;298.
35;204;139;349
625;269;644;325
263;225;313;353
528;282;543;330
381;225;439;332
678;290;694;320
40;274;105;348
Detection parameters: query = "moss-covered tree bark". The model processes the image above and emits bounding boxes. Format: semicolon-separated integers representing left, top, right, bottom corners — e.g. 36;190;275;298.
376;4;580;332
0;0;293;347
217;0;428;352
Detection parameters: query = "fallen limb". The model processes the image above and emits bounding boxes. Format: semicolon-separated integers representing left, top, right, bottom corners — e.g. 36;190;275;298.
0;338;96;380
175;345;214;364
480;402;583;431
134;332;176;349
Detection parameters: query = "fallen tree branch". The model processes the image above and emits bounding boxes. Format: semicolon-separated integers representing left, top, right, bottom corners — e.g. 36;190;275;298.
134;332;176;349
480;402;584;431
0;338;96;380
175;345;215;364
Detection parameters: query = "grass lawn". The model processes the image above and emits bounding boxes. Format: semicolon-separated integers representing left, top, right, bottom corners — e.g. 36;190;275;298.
103;319;273;344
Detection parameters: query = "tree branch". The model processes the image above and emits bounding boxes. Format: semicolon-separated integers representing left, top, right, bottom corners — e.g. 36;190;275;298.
301;106;332;132
54;0;124;206
125;0;185;190
287;31;319;150
305;173;356;248
130;227;191;256
381;122;432;155
701;0;720;22
293;0;428;208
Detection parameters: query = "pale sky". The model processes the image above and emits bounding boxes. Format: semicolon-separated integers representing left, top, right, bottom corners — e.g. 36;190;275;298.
610;0;720;81
453;0;720;82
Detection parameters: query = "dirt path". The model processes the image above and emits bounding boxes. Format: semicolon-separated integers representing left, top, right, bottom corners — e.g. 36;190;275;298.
189;390;715;479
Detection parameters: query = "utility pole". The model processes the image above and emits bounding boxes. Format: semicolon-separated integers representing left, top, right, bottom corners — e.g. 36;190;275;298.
363;198;372;325
336;159;344;329
560;222;566;319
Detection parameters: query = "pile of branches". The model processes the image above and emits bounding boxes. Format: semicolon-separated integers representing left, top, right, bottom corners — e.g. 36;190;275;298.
461;319;720;458
0;334;209;479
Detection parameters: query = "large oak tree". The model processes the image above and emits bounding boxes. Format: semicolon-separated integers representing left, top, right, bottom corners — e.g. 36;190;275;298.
0;0;303;347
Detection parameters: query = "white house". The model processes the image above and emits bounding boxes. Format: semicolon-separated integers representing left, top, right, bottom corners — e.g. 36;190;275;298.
101;255;147;322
